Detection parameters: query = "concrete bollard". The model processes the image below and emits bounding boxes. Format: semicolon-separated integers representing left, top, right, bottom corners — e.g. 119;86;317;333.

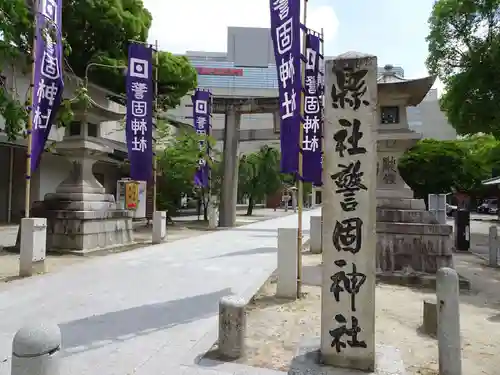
310;216;322;254
19;218;47;277
152;211;167;244
489;225;498;267
436;267;462;375
11;322;61;375
218;296;246;359
276;227;298;299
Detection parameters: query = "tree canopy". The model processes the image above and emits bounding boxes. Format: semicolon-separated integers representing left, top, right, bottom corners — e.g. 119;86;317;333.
156;127;215;216
0;0;197;139
238;146;283;215
399;136;498;199
426;0;500;136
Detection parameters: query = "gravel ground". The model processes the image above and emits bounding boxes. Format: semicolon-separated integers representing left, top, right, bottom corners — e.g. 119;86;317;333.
226;253;500;375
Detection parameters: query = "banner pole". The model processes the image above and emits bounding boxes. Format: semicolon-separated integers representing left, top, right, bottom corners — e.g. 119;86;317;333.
297;0;308;298
320;27;325;214
153;40;159;213
24;5;38;218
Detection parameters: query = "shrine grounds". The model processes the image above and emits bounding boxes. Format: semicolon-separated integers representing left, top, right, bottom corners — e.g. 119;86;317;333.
0;208;287;282
208;251;500;375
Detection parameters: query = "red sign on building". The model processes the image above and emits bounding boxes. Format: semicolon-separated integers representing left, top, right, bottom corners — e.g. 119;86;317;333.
196;67;243;76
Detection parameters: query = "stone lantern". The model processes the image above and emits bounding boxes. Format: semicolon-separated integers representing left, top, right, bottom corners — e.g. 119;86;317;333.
375;65;453;274
34;92;135;253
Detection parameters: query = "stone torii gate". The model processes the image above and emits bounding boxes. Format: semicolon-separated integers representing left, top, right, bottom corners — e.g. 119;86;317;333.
212;96;279;227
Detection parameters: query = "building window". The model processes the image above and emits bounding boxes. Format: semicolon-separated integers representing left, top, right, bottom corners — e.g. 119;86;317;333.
69;121;81;136
88;123;98;137
381;106;400;124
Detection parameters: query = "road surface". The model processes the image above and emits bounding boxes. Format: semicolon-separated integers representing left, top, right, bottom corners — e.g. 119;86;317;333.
0;209;318;375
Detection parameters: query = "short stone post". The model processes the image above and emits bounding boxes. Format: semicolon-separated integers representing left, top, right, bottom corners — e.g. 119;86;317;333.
208;196;219;229
11;322;61;375
276;227;298;299
310;216;322;254
320;54;378;371
436;267;462;375
19;218;47;277
152;211;166;244
422;299;437;336
489;225;498;267
218;296;246;359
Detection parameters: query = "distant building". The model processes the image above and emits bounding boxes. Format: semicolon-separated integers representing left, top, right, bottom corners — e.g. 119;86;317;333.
169;27;457;154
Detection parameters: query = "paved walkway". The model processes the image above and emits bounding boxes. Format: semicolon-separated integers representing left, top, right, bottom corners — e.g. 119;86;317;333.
0;209;318;375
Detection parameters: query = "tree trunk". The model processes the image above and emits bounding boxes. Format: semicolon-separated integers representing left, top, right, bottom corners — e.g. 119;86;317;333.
246;196;254;216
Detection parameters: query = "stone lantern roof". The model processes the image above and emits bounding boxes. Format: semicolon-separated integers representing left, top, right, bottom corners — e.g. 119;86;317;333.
377;64;436;107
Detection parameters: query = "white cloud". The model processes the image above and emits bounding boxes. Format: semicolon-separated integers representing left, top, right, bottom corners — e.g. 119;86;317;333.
144;0;338;53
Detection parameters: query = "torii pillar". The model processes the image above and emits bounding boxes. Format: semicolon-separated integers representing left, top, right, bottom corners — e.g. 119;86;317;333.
219;106;241;227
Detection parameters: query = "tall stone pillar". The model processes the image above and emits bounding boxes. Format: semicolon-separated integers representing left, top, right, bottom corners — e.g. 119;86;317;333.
219;107;240;227
320;53;378;371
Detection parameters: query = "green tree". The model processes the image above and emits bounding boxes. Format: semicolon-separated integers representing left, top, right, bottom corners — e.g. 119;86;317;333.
0;0;197;139
156;127;215;218
426;0;500;136
399;138;490;199
238;146;282;215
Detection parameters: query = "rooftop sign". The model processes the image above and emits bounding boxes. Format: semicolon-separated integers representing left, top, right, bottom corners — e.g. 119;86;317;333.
196;67;243;76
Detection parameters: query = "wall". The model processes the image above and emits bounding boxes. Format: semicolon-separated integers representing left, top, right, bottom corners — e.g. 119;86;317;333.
0;146;11;222
33;153;72;201
9;146;36;223
93;161;122;196
407;100;457;140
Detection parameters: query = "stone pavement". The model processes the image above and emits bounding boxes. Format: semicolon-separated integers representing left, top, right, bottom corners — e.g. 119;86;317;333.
0;209;293;282
0;208;318;375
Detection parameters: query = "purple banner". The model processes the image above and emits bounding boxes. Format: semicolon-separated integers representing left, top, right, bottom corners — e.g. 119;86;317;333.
302;32;323;185
31;0;64;173
192;89;211;187
126;42;153;182
270;0;302;174
317;37;325;186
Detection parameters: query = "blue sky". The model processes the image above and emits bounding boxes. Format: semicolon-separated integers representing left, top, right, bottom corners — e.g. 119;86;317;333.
326;0;436;79
144;0;440;91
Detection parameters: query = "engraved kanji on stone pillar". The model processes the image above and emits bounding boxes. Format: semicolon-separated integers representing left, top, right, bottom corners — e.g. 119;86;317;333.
320;52;378;372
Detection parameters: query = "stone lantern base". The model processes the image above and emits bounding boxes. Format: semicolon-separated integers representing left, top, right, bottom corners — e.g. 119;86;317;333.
376;197;454;274
32;137;134;254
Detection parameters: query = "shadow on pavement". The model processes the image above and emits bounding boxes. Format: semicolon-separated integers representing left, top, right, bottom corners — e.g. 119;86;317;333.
59;288;231;355
229;227;310;235
208;247;277;259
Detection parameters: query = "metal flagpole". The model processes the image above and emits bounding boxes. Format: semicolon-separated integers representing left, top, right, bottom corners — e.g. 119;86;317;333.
24;2;38;218
153;39;159;213
297;0;309;298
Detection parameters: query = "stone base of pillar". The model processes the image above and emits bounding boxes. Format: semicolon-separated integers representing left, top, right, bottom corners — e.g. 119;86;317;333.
376;204;453;274
292;337;406;374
